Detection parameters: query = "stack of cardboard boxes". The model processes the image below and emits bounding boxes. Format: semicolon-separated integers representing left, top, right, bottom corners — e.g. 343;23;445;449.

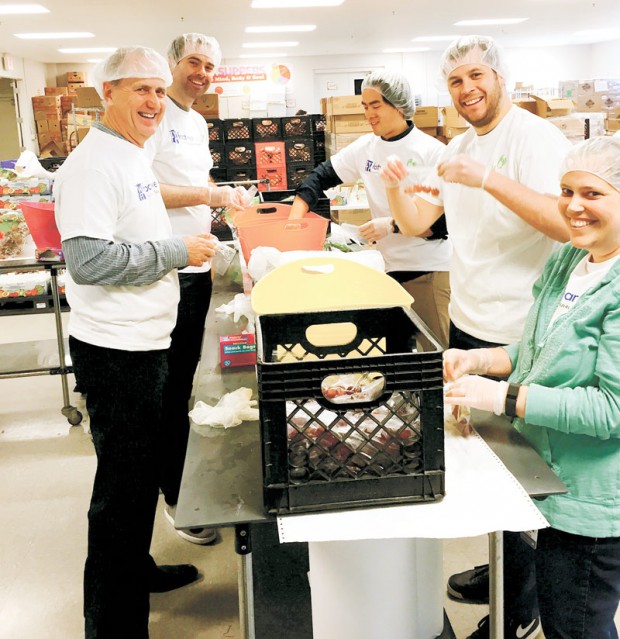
321;96;371;157
32;92;67;157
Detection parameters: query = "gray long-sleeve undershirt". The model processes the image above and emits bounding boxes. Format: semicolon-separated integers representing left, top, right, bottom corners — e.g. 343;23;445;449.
62;236;189;286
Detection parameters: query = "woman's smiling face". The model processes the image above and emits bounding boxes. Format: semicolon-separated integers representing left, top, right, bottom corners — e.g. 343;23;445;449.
559;170;620;262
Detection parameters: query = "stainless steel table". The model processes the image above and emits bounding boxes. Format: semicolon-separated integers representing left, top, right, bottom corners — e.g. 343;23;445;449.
176;275;567;639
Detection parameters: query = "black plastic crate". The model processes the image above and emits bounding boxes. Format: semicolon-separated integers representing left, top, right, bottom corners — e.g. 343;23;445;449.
209;142;225;168
224;118;253;142
282;115;312;139
207;119;225;143
286;163;314;189
226;167;257;183
285;139;314;165
311;113;327;134
257;306;445;515
224;143;256;168
209;167;227;183
252;117;282;141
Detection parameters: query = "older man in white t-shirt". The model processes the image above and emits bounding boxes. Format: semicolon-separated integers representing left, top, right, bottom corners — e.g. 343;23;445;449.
54;46;218;639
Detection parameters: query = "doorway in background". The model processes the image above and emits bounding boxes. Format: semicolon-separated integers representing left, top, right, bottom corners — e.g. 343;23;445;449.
0;78;23;161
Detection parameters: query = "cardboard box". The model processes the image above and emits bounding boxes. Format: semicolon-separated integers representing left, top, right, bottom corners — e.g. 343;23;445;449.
32;95;61;108
75;86;102;108
439;106;468;128
66;71;86;83
326;95;364;116
513;99;538;115
320;97;327;115
36;120;49;133
530;95;574;118
606;118;620;132
547;116;586;138
219;333;257;368
44;86;69;96
192;93;219;118
559;81;579;99
47;120;61;133
574;94;603;112
34;109;61;121
39;140;65;158
418;126;438;138
438;125;469;139
327;114;372;134
413;106;439;128
578;80;595;95
330;207;372;226
325;131;367;157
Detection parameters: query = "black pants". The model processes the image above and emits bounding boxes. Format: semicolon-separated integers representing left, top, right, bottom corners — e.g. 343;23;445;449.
70;336;168;639
449;321;539;631
159;271;213;506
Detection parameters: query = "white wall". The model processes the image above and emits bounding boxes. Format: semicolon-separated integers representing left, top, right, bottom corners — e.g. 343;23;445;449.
589;40;620;77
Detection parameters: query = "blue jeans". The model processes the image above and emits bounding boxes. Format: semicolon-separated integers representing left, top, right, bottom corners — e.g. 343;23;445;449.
70;337;168;639
159;271;213;506
536;527;620;639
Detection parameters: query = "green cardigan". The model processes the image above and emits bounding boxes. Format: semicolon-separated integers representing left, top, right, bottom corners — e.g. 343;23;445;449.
505;243;620;537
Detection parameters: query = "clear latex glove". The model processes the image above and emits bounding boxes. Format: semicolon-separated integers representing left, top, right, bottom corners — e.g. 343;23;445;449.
358;217;391;243
444;375;508;416
443;348;492;382
189;387;259;430
208;185;246;210
437;154;486;189
380;154;408;188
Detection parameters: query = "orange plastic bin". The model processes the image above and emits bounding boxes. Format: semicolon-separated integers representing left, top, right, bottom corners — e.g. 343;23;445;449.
19;201;62;251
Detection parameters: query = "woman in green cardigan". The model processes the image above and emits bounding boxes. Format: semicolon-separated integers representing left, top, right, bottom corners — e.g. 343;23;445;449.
444;135;620;639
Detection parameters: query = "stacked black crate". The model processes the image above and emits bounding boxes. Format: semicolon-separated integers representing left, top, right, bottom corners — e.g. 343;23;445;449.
223;118;256;183
253;118;288;192
282;115;315;190
207;119;226;183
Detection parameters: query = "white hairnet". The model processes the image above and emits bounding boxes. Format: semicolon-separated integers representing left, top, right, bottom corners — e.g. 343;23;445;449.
167;33;222;70
93;46;172;99
560;136;620;193
361;69;415;119
439;35;509;84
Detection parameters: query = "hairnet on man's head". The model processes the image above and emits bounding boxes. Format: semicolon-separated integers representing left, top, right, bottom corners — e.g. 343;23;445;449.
361;70;416;119
560;136;620;193
439;35;508;84
93;46;172;99
167;33;222;70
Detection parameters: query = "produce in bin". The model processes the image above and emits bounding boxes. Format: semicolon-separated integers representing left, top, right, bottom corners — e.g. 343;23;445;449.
0;211;29;258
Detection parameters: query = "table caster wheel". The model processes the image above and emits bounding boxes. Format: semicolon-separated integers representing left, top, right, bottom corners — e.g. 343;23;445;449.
64;407;83;426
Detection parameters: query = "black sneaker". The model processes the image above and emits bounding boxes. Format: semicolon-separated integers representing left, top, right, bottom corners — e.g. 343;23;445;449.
466;615;541;639
447;563;489;604
149;563;201;593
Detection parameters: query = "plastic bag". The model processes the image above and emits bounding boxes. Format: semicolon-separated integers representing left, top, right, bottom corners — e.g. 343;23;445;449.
215;292;255;331
189;387;259;432
212;240;237;275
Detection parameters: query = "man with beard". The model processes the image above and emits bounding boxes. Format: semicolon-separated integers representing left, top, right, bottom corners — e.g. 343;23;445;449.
145;33;246;545
382;36;571;639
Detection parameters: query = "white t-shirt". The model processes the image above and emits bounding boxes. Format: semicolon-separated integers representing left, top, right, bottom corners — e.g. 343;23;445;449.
419;105;571;344
145;97;213;273
549;253;620;326
330;126;452;273
54;127;180;351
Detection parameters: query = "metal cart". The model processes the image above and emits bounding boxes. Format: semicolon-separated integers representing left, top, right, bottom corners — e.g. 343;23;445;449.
0;258;82;425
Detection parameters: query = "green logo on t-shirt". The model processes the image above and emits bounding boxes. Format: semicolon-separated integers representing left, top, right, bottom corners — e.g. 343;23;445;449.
495;154;507;170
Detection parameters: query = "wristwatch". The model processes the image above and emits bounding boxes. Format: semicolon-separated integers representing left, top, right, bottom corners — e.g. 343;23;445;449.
391;218;400;234
504;383;521;418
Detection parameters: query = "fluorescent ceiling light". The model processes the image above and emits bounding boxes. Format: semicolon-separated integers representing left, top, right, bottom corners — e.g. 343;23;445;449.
412;35;459;42
15;32;94;40
0;4;48;14
242;41;298;48
239;52;288;58
252;0;343;8
59;47;116;54
454;18;528;26
383;47;430;53
246;25;316;33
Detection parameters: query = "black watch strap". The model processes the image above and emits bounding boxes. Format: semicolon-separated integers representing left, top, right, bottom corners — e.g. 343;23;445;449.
505;383;520;418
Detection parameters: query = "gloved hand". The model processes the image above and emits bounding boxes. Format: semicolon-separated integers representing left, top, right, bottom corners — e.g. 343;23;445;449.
208;185;246;210
444;375;508;415
379;154;408;188
443;348;492;382
359;217;392;243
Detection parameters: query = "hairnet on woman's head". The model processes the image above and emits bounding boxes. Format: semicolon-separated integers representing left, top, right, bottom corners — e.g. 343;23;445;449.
560;136;620;193
439;35;508;84
93;46;172;98
167;33;222;70
361;70;416;119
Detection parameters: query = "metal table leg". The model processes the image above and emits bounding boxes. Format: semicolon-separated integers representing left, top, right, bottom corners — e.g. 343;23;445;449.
235;523;255;639
489;531;504;639
49;268;82;425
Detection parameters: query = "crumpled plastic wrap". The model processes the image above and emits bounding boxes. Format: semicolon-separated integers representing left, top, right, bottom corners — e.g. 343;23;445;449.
189;387;259;432
212;240;237;275
215;292;255;331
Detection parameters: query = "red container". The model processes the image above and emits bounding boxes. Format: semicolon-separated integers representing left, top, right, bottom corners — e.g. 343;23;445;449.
19;201;62;251
237;216;329;263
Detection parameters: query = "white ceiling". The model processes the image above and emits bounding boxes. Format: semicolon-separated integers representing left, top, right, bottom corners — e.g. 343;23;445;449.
2;0;620;65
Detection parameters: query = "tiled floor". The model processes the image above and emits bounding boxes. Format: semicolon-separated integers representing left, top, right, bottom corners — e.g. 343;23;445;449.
12;313;618;638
